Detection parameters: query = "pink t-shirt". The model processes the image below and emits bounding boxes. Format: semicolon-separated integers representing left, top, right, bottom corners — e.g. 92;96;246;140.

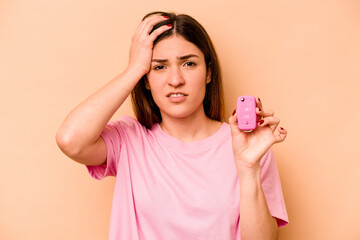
86;116;288;240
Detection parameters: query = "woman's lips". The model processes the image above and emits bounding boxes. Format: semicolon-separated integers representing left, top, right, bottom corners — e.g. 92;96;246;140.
167;93;187;102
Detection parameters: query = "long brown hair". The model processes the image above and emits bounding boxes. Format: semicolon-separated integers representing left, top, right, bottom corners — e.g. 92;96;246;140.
131;11;224;129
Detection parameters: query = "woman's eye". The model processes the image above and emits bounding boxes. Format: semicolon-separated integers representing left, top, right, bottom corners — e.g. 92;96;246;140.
154;65;165;70
184;62;196;67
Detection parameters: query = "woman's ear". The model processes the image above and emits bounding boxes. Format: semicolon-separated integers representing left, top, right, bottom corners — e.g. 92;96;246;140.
206;67;211;84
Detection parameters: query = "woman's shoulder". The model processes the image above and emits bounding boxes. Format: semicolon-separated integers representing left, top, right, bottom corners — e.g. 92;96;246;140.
105;115;149;136
109;115;142;127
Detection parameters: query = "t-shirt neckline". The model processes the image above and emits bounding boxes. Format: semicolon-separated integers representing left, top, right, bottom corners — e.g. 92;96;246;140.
151;122;229;152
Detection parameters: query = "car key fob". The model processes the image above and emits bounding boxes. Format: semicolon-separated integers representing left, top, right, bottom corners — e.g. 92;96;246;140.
237;95;257;132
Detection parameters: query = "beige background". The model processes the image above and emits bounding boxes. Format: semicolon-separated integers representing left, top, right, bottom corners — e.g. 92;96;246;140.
1;0;359;239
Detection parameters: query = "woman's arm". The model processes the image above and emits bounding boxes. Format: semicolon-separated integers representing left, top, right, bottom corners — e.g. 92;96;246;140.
55;15;172;166
237;164;278;240
229;98;287;240
55;68;143;166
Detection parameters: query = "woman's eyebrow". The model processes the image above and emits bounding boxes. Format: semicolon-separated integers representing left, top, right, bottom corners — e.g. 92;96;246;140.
151;54;200;63
151;58;168;63
178;54;199;60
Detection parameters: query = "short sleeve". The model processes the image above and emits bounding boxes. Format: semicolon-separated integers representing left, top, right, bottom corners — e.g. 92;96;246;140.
260;148;289;227
85;120;125;180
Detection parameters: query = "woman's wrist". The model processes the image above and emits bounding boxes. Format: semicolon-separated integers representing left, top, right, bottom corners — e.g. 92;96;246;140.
124;65;147;81
114;66;146;94
236;161;261;185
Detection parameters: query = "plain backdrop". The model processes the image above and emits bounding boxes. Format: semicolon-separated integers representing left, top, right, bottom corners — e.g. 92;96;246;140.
1;0;359;239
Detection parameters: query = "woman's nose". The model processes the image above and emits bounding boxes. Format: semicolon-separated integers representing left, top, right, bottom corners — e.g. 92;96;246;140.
168;68;185;87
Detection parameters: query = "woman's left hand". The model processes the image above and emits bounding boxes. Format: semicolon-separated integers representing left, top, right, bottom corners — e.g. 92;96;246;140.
228;97;287;171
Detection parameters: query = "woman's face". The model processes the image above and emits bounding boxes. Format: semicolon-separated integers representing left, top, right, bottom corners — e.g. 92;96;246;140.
147;35;210;121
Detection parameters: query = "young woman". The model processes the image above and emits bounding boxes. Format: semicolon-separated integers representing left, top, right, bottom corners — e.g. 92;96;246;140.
56;11;288;240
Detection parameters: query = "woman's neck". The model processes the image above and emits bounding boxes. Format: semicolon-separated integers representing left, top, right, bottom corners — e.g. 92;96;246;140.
159;111;222;143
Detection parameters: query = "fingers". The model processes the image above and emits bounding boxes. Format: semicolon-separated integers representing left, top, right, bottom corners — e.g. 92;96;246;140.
274;126;287;143
229;110;237;124
256;107;274;118
258;116;287;143
256;97;274;118
229;110;241;136
256;97;274;122
255;97;285;139
134;15;171;40
256;97;262;122
256;97;263;112
230;105;287;144
148;24;172;41
135;15;162;35
258;116;279;132
128;14;172;73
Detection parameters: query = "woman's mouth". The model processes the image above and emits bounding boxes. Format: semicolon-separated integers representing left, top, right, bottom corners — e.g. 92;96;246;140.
169;93;185;97
167;92;187;102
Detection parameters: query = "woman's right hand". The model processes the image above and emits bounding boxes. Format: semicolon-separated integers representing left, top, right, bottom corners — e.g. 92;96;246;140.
128;14;172;75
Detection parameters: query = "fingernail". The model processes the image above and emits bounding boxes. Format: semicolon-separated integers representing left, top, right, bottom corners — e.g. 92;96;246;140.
258;120;264;125
232;109;236;116
167;24;172;27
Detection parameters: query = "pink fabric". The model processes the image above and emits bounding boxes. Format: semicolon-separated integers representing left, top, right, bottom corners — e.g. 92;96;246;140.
86;116;288;240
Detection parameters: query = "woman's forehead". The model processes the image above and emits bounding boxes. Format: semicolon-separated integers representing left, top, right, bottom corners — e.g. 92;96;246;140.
152;35;204;59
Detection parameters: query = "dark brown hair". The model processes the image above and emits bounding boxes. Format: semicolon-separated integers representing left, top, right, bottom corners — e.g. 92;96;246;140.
131;11;224;129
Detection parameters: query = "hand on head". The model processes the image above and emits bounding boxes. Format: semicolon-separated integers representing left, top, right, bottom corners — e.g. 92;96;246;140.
128;15;172;75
